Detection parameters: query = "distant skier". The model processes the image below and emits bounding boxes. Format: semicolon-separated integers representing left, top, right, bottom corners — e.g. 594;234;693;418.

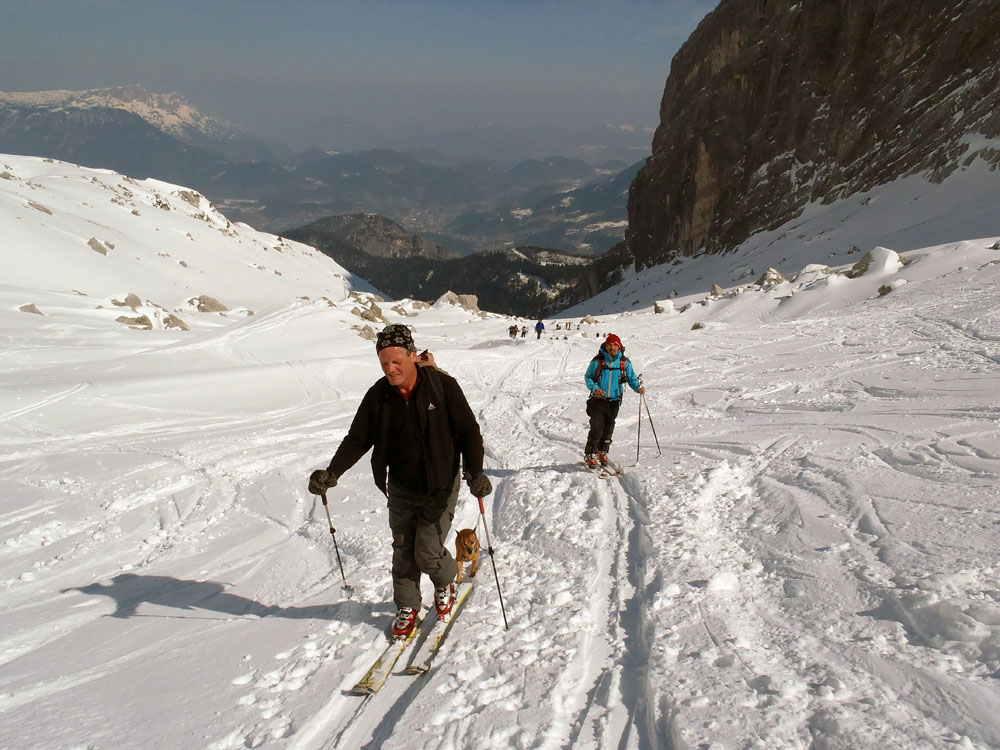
307;324;491;639
520;325;527;338
535;319;545;340
584;334;644;469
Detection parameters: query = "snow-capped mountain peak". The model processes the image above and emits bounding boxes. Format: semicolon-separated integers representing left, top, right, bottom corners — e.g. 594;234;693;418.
0;85;236;142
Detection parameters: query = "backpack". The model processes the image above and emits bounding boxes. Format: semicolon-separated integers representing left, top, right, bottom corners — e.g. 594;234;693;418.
592;351;628;383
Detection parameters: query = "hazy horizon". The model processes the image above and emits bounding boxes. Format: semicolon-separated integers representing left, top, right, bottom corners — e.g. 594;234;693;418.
1;0;717;153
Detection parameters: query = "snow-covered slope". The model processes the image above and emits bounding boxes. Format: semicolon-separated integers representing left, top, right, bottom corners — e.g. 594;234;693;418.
1;154;381;333
579;158;1000;316
1;153;999;749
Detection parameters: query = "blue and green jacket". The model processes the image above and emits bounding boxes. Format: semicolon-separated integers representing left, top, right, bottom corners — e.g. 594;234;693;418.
585;347;641;401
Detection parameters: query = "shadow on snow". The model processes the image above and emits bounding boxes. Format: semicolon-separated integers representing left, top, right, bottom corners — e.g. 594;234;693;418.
63;573;380;621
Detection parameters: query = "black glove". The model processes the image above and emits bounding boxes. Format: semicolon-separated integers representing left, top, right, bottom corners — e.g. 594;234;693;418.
465;471;492;498
308;469;336;495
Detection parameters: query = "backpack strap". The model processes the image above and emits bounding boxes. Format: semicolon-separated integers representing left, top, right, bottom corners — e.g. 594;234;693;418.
594;353;628;378
421;365;446;407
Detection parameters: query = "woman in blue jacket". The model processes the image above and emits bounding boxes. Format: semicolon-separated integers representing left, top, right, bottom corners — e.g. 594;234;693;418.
584;333;645;467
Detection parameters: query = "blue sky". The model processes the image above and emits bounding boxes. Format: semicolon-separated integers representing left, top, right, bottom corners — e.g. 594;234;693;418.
2;0;717;149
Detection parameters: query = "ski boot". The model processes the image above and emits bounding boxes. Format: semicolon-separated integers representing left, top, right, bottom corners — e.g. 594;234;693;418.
434;582;456;618
391;607;418;639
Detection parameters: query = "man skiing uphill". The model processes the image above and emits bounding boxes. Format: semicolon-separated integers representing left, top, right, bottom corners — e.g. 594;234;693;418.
307;324;491;639
584;333;645;468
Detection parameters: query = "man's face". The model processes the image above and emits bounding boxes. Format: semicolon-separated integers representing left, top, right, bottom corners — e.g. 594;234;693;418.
605;342;621;357
378;347;418;388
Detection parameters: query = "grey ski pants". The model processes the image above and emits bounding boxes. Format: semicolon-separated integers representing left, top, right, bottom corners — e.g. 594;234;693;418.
387;473;460;610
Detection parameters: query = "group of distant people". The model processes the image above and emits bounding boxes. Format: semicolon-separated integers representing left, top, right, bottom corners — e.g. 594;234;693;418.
508;319;592;342
307;323;645;640
507;319;574;340
507;324;527;339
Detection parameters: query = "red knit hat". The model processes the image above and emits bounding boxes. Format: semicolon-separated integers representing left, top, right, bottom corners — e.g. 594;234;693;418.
604;333;623;350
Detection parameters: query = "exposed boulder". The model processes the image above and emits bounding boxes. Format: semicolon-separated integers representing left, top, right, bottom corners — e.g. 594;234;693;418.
163;313;189;331
116;314;153;330
350;297;389;324
112;293;143;310
351;305;387;324
87;237;108;256
878;278;908;296
755;268;789;290
436;291;482;314
177;190;201;207
847;247;904;278
189;295;228;313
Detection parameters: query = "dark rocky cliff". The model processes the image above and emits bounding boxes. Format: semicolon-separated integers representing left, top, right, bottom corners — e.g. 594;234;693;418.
627;0;1000;269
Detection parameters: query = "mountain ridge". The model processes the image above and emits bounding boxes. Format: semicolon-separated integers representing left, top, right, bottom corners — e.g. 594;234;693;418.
284;215;592;316
0;85;288;163
0;88;634;255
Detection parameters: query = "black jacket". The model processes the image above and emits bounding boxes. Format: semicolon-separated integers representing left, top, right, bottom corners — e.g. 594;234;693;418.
327;366;485;499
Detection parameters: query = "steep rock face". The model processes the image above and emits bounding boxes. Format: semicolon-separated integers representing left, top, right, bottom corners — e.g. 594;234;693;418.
627;0;1000;268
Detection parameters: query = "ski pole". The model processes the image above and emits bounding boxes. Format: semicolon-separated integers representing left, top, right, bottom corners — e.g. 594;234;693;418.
640;391;662;457
477;496;509;630
636;374;644;464
321;491;352;592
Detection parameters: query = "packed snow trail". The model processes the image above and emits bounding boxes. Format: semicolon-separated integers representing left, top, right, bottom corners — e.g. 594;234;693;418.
281;338;668;749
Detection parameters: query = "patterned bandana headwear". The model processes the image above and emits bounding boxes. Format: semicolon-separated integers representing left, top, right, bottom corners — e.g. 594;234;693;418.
375;324;417;353
604;333;624;350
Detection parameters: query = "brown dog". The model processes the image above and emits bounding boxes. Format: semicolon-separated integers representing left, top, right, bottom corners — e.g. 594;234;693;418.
455;528;480;584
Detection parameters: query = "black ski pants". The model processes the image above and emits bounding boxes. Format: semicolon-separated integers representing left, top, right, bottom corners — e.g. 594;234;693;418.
387;473;460;611
585;397;621;455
